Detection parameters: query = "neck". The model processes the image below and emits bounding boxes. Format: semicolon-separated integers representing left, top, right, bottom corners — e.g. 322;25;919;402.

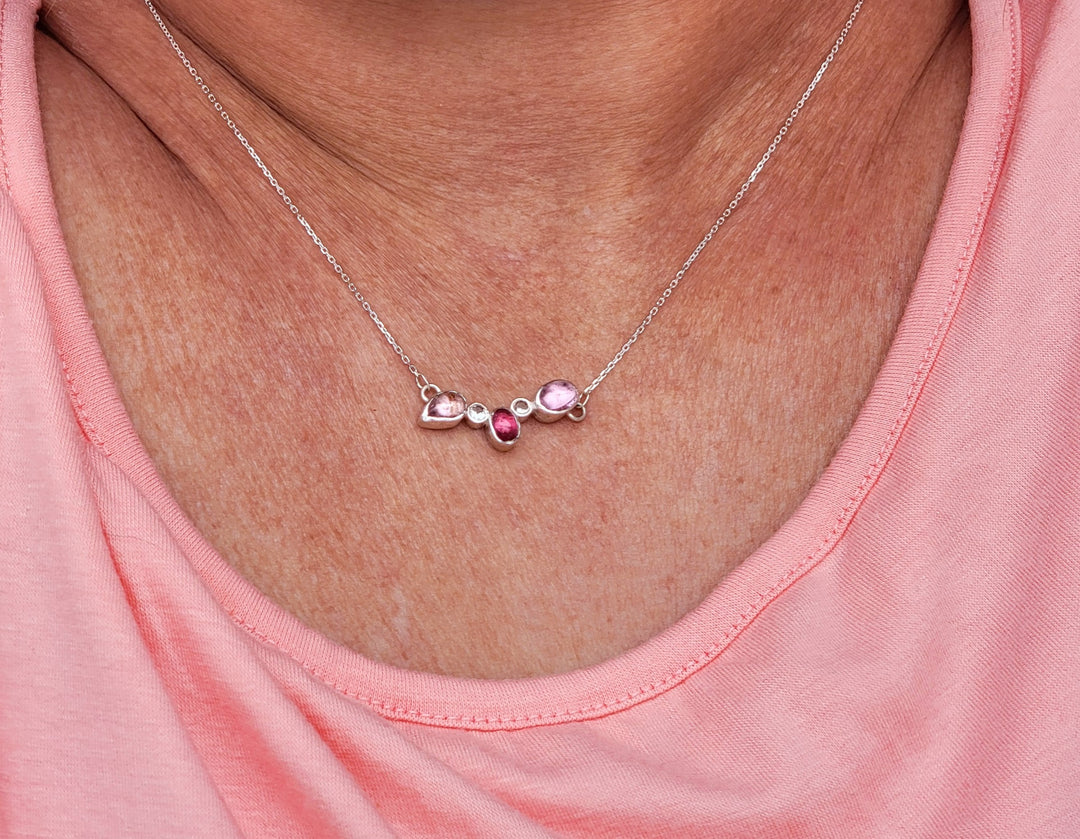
141;0;833;212
47;0;964;231
42;0;969;385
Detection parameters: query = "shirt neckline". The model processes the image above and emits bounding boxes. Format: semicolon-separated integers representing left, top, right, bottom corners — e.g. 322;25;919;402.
1;0;1020;729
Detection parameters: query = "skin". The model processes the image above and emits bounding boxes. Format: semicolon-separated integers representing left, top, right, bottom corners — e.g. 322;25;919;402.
36;0;971;679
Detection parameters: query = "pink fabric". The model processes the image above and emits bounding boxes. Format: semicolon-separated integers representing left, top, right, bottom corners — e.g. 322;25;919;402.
2;0;1078;835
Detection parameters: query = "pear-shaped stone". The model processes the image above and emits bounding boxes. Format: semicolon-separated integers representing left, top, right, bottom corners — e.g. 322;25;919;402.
419;390;467;428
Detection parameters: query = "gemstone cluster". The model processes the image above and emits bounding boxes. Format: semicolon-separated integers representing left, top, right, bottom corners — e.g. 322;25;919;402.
418;380;582;451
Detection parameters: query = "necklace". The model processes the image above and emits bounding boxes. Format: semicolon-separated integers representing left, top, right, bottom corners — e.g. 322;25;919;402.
143;0;864;452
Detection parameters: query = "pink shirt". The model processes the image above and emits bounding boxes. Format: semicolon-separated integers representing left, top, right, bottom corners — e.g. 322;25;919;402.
2;0;1078;835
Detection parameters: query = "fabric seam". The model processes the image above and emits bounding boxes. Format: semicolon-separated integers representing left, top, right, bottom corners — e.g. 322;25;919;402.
62;356;112;454
2;2;112;452
0;0;10;192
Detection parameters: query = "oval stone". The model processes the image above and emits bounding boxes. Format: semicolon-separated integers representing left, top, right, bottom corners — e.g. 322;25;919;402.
490;408;520;442
537;380;579;413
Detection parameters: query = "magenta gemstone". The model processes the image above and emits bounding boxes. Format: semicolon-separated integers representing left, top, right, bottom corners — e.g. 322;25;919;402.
490;408;520;442
538;380;579;413
428;391;466;418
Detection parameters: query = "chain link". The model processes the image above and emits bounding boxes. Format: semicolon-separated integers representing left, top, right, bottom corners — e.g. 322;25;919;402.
143;0;863;402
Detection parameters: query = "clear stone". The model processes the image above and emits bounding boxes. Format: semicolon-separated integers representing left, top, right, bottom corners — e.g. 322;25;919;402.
467;403;490;424
511;398;533;419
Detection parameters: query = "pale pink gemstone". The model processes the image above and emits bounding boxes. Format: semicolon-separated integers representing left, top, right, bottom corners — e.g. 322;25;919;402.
490;408;520;442
537;380;579;413
429;391;466;419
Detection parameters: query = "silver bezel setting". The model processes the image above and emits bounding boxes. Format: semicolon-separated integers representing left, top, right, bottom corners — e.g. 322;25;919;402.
418;386;583;450
532;380;580;423
418;390;467;428
510;398;534;420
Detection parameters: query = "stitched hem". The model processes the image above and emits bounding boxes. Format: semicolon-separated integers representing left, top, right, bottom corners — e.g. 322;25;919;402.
0;0;10;192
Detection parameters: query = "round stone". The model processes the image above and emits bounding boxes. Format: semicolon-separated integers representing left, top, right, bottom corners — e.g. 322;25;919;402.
466;403;491;426
428;390;466;419
537;380;579;413
490;408;520;442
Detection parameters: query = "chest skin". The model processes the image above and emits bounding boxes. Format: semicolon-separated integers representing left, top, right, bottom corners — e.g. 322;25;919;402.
33;8;972;680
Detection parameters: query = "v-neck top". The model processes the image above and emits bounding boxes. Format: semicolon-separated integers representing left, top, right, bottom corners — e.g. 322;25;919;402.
2;0;1079;835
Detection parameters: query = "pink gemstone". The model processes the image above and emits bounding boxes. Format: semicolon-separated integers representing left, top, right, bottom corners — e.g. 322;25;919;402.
538;380;578;413
429;391;466;418
490;408;519;442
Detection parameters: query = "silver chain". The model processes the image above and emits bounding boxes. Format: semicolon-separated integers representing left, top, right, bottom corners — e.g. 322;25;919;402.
143;0;863;404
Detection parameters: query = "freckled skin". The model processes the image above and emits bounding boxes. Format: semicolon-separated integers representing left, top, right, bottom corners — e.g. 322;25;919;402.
37;0;971;679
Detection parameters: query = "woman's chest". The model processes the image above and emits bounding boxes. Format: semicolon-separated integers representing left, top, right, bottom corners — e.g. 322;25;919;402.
33;26;963;679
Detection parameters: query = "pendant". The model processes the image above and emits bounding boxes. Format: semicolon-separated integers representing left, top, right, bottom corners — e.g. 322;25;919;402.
417;380;586;451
